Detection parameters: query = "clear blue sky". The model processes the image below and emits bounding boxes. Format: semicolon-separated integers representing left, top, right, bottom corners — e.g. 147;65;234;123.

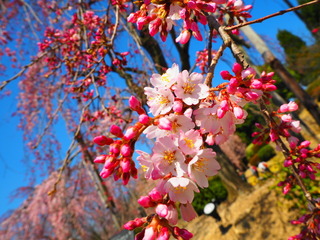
0;0;314;216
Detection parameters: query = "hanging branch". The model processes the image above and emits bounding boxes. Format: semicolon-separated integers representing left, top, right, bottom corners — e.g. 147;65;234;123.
225;0;320;31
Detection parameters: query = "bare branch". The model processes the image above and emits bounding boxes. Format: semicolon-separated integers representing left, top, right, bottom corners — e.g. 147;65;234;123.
225;0;320;31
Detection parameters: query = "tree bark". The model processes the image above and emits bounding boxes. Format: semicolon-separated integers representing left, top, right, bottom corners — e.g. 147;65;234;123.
241;25;320;126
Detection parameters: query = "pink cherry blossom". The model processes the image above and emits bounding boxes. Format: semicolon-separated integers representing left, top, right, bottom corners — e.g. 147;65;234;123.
152;136;186;175
144;87;174;116
164;177;199;204
180;203;198;222
173;70;209;105
178;129;203;155
150;63;179;89
188;149;220;188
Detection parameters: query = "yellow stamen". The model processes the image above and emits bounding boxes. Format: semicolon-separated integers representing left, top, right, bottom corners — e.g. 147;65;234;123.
184;138;194;149
163;150;175;164
183;82;196;94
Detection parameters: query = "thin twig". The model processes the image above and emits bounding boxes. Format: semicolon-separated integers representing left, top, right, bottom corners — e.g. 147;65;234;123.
110;5;119;46
0;46;59;91
225;0;320;31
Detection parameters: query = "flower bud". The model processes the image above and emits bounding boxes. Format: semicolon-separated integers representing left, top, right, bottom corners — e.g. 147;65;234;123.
94;155;107;164
149;188;163;202
138;196;154;208
233;106;244;119
220;70;232;80
139;114;150;125
110;125;124;138
156;204;169;218
93;135;114;146
173;100;183;113
122;172;130;185
158;117;172;130
232;63;242;74
129;96;142;111
100;168;113;178
120;158;131;173
121;144;133;157
124;127;137;140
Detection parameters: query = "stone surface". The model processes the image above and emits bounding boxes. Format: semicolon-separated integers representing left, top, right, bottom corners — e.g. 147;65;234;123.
179;180;300;240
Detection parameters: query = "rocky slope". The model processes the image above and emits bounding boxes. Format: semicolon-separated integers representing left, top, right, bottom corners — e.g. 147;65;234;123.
179;181;301;240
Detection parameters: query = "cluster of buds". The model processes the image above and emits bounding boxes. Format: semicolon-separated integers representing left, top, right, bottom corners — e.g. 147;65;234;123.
93;96;150;185
289;200;320;240
127;0;252;43
37;10;129;100
283;140;320;181
252;101;300;145
220;63;277;102
195;49;217;73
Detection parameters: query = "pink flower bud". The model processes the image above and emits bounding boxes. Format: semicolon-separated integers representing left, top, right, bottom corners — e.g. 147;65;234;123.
173;100;183;113
138;196;153;208
123;220;136;230
156;204;169;218
299;171;307;178
300;141;310;148
279;104;289;113
144;226;157;240
129;95;142;110
121;144;133;157
158;117;172;130
124;127;137;140
288;101;298;112
269;130;278;142
288;136;299;149
281;114;292;122
110;125;124;138
120;158;131;173
148;188;162;202
94;155;106;163
205;134;215;145
158;227;170;240
220;70;232;80
250;79;262;89
233;106;244;119
100;168;113;178
283;183;291;194
220;100;229;111
93;135;114;146
139;114;150;125
104;155;116;169
173;227;193;240
217;108;226;118
122;172;130;185
263;83;277;91
109;141;121;155
232;63;242;74
244;91;260;101
284;159;293;167
176;30;191;44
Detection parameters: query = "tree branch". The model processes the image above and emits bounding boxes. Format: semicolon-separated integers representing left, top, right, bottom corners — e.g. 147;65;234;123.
225;0;320;31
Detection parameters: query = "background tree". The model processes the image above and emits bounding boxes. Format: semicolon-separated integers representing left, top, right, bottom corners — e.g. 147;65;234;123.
0;0;320;239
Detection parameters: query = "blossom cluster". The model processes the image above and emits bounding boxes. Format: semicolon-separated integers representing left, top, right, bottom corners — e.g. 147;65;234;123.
127;0;252;43
93;62;278;239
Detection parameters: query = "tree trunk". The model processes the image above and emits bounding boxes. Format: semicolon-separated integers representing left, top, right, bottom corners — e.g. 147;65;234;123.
213;145;252;203
76;132;122;230
241;25;320;126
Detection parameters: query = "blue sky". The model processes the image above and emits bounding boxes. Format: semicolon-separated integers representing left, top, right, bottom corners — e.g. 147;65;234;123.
0;0;315;217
